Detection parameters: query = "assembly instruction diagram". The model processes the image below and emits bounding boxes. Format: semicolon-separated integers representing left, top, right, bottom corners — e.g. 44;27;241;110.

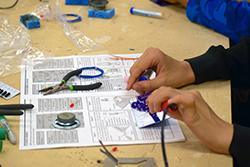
20;54;185;150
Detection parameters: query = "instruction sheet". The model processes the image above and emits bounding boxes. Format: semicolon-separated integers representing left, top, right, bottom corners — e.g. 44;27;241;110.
20;54;185;150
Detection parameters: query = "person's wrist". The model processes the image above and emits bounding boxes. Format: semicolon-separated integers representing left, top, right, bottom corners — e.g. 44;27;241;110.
213;121;233;154
181;61;195;86
188;116;233;154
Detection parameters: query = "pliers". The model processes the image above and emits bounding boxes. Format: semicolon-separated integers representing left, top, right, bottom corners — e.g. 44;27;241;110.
0;104;34;115
39;67;103;95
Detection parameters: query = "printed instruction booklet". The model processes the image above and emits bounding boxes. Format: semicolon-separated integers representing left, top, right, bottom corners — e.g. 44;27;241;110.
20;54;185;150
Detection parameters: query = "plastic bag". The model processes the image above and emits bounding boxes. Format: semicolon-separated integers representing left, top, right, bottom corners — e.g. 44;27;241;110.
33;1;102;53
0;16;45;77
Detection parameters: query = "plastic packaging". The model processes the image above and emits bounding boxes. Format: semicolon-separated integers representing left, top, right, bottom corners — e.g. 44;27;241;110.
37;1;102;53
0;16;45;77
57;1;101;52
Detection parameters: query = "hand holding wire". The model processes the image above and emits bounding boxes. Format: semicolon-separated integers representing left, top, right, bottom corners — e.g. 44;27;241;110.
160;101;178;167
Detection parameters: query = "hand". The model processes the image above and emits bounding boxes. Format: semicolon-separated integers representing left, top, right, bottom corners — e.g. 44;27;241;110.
147;86;233;154
164;0;188;7
164;0;179;4
126;47;195;94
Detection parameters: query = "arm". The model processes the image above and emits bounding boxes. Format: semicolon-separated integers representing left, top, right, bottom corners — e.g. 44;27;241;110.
186;37;250;83
182;37;250;165
186;0;250;43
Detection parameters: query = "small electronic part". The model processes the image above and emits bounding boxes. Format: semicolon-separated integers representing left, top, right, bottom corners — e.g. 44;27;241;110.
20;14;40;29
0;81;20;100
53;112;80;130
88;8;115;19
65;0;89;5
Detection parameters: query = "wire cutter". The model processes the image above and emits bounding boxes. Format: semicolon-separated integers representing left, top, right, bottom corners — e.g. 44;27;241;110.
39;67;104;95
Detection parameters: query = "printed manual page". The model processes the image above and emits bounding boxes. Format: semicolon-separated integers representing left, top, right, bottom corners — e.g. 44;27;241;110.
20;54;185;150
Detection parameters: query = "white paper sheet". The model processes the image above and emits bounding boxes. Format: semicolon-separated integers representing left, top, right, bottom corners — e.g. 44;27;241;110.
20;54;185;150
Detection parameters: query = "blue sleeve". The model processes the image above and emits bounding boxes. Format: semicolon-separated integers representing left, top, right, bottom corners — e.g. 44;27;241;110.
186;0;250;44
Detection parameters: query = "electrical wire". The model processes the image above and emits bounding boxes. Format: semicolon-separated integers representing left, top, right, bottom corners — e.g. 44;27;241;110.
0;0;19;9
161;109;169;167
161;103;178;167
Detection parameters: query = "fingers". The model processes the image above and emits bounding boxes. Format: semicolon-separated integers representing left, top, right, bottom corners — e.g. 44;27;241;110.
167;90;200;108
132;78;164;94
167;90;202;125
146;87;203;125
147;87;181;113
126;47;162;90
126;64;147;90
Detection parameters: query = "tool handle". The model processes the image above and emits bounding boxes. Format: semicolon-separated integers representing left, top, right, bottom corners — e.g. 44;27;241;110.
161;102;178;112
0;110;23;116
62;69;82;83
72;82;102;91
0;104;34;110
138;69;154;81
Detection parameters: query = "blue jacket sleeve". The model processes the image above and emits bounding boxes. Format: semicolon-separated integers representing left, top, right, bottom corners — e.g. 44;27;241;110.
186;0;250;44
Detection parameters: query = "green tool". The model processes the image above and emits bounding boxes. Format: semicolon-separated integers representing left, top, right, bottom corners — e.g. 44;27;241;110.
0;128;6;152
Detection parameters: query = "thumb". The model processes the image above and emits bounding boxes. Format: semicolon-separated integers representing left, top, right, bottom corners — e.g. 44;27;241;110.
168;93;198;125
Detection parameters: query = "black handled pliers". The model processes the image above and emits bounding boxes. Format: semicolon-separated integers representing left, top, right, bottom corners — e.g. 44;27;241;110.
39;67;103;95
0;104;34;115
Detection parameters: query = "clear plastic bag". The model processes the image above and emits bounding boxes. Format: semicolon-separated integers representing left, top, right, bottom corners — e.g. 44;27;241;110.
0;16;45;77
33;1;102;53
54;0;102;53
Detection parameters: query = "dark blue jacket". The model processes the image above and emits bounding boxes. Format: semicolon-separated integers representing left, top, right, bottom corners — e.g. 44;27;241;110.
186;0;250;44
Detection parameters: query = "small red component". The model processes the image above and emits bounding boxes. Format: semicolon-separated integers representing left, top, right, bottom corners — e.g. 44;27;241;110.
111;147;118;152
70;103;75;108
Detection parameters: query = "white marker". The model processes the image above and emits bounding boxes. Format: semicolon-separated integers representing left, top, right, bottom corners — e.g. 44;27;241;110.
130;7;162;18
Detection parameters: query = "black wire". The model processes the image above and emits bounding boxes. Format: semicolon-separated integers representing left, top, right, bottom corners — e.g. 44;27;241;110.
0;0;19;9
161;109;169;167
161;103;177;167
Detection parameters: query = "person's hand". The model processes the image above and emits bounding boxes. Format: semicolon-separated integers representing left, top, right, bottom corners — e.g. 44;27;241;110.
126;47;195;94
147;86;233;154
164;0;188;7
164;0;179;4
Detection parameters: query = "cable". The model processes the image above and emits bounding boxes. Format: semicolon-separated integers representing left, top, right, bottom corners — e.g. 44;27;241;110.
161;103;178;167
0;0;19;9
161;110;169;167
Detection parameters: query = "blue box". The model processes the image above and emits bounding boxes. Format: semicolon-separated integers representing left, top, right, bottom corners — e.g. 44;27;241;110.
88;8;115;19
20;14;40;29
65;0;88;5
